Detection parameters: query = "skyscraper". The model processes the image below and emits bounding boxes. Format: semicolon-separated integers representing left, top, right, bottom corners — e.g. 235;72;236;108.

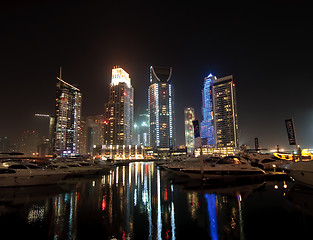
104;67;134;145
54;72;82;156
184;107;195;154
201;74;216;146
212;75;239;148
134;110;149;146
20;130;41;157
83;115;105;154
148;66;175;149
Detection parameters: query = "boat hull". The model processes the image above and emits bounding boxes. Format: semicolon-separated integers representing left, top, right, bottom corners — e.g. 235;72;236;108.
0;172;67;187
285;161;313;188
287;169;313;188
181;169;265;181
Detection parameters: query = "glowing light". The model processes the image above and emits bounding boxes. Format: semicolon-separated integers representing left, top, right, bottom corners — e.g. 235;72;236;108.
102;196;106;210
111;68;131;88
156;83;160;146
205;194;218;240
34;113;50;117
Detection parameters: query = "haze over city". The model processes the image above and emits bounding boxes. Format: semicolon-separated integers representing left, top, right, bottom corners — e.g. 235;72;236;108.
1;2;313;150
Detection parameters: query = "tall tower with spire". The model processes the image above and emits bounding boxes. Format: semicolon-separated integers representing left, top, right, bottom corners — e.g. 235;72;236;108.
53;67;82;156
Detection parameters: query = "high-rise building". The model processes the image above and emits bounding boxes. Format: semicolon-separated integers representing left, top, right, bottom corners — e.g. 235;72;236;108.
212;75;239;148
0;136;9;153
134;110;149;146
35;114;55;154
184;107;195;154
148;66;175;149
201;74;216;146
104;67;134;145
54;72;82;157
80;115;105;155
20;130;41;157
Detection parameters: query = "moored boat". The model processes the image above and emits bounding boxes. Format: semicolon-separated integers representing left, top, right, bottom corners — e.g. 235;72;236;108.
47;161;102;177
243;152;288;171
180;156;266;181
0;162;67;187
284;160;313;188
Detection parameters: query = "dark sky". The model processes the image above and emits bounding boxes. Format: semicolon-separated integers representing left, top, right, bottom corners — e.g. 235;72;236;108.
1;2;313;150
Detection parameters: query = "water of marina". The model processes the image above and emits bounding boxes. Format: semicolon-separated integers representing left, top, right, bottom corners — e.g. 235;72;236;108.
1;162;313;240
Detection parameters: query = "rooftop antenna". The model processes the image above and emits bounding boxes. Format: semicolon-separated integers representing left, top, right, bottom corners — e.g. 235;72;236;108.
59;66;62;79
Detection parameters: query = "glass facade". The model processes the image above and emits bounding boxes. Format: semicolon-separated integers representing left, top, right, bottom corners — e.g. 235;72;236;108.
54;77;82;157
212;75;239;148
184;107;195;154
134;111;149;147
201;74;216;146
104;67;134;146
148;66;175;149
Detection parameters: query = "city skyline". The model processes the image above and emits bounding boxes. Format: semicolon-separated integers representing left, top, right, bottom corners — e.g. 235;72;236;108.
1;3;313;150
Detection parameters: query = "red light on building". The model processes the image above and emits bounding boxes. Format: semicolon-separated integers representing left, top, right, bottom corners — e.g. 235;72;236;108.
123;92;127;96
163;91;166;94
103;120;109;125
102;195;106;211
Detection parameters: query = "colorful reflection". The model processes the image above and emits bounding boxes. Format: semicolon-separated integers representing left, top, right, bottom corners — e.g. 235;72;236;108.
1;162;307;239
205;194;218;240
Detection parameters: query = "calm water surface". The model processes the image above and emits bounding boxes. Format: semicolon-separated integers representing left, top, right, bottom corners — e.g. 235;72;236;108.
0;162;313;239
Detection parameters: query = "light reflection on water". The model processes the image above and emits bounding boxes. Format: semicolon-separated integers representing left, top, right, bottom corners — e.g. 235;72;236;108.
1;162;313;239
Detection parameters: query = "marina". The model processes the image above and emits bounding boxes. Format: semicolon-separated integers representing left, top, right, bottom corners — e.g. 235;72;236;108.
0;161;312;239
1;3;312;239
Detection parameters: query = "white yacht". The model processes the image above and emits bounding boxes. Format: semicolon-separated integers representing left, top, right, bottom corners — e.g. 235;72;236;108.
0;162;67;187
244;152;288;171
161;156;220;172
48;161;102;176
180;156;266;181
284;161;313;188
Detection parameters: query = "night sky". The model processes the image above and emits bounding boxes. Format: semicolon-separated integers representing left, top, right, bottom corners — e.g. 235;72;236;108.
1;2;313;150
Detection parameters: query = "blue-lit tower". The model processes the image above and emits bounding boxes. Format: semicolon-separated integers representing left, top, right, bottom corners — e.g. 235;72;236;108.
201;74;216;146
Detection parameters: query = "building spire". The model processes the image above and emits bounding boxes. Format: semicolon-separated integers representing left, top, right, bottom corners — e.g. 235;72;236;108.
59;66;62;79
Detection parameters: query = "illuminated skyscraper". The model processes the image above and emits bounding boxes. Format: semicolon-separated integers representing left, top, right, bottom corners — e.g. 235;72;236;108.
104;67;134;145
212;75;239;148
201;74;216;146
54;72;82;156
148;66;175;149
184;107;195;154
